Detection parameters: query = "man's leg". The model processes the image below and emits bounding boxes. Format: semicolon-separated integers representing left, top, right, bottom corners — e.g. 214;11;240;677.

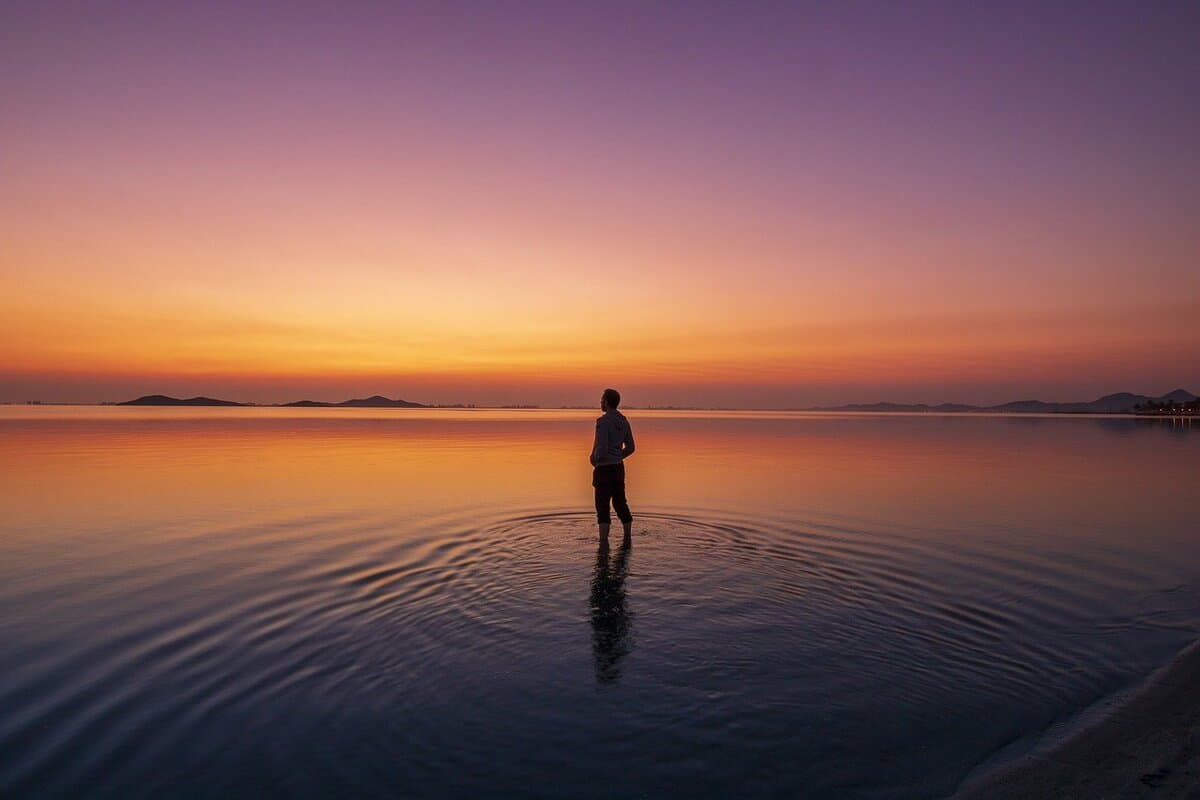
595;478;612;542
612;478;632;543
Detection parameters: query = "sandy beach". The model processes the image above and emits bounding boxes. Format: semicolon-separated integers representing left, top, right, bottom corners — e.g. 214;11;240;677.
955;639;1200;799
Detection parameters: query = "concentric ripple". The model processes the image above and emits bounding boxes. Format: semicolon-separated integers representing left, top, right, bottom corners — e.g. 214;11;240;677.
2;504;1197;799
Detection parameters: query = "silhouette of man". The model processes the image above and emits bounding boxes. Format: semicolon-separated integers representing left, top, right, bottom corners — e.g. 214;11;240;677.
590;387;635;543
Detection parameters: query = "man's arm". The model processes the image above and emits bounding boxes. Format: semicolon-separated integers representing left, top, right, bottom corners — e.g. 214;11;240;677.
590;420;608;466
621;425;635;460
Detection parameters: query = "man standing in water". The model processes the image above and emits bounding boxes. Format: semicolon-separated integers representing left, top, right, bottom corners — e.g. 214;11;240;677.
590;388;635;543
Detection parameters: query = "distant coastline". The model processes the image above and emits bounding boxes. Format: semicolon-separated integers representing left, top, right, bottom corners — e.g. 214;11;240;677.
6;388;1197;415
805;389;1197;416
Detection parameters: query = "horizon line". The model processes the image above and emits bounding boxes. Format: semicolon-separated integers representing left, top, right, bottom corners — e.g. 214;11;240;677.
6;385;1196;413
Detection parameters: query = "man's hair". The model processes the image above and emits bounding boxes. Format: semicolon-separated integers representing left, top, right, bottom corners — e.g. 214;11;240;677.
602;388;621;409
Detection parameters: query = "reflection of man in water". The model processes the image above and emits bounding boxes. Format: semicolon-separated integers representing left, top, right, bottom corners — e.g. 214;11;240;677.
590;538;632;684
590;388;635;544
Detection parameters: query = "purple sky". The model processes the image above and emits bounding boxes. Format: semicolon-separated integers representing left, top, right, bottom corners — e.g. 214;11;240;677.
2;1;1197;406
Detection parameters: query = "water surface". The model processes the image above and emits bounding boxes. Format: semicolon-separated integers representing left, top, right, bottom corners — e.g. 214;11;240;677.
2;408;1197;798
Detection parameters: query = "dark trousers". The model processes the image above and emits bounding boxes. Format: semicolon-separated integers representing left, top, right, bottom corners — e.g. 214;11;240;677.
592;463;633;525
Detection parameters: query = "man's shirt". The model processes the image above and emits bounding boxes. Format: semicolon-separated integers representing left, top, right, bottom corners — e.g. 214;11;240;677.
590;410;636;466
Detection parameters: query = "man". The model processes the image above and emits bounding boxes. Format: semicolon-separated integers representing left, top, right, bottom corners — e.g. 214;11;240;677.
590;387;635;543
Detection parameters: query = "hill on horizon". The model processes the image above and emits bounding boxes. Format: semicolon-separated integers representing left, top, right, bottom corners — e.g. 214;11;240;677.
119;395;248;407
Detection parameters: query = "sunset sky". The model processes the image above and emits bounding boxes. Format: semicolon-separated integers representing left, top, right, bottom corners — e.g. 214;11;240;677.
3;2;1197;407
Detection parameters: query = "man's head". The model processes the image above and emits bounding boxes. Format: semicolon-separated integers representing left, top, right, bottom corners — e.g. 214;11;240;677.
601;388;621;412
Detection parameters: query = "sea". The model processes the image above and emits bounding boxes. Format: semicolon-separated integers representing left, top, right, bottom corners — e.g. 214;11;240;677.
1;407;1197;798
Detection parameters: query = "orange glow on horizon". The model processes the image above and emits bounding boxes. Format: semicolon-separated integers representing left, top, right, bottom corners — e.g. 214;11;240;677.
3;5;1197;407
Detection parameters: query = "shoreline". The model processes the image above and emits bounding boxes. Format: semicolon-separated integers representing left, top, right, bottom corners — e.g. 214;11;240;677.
954;638;1200;799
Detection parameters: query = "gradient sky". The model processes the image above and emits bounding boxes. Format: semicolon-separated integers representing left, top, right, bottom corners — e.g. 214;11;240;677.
2;1;1197;407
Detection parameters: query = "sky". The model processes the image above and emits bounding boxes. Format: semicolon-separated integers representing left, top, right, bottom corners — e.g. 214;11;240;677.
2;1;1198;407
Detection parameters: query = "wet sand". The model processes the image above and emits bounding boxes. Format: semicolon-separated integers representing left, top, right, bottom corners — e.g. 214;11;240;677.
955;639;1200;799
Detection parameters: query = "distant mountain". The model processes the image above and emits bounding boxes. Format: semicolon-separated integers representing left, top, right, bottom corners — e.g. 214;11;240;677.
338;395;425;408
1061;392;1147;413
120;394;247;407
809;389;1195;414
282;395;426;408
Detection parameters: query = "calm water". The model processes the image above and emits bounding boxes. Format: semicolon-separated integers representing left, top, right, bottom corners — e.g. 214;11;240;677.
2;407;1197;798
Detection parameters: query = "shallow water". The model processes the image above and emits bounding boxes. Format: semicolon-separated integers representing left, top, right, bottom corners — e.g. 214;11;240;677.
1;407;1197;798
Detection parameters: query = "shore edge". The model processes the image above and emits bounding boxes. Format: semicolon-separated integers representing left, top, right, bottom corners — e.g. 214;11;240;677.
954;638;1200;799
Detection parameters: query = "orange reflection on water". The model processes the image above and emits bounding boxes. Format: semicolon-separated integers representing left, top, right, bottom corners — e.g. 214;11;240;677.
3;408;1194;556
